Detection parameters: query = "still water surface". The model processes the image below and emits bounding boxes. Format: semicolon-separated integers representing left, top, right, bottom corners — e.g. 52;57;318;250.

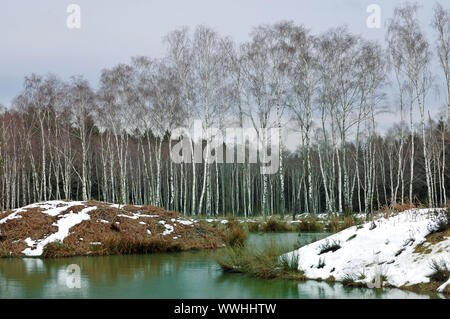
0;233;443;298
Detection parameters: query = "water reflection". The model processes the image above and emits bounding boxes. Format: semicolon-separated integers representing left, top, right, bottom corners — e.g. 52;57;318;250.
0;233;443;299
295;280;433;299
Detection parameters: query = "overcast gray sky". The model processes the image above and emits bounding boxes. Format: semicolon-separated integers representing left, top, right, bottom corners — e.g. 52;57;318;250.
0;0;448;129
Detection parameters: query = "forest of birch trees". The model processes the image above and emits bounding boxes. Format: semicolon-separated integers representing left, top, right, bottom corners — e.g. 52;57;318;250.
0;3;449;217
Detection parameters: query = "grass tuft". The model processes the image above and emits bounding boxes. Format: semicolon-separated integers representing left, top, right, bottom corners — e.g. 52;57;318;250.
42;241;76;258
317;257;326;268
428;259;450;283
295;217;324;233
216;239;306;280
279;251;299;272
429;210;450;234
246;222;261;233
224;223;248;248
342;217;355;229
341;274;356;286
318;239;342;255
260;217;292;232
327;217;340;233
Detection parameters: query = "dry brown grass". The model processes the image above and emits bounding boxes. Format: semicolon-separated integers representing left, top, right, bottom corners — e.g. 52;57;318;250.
0;206;59;256
318;216;358;234
342;217;355;229
216;239;306;280
427;259;450;283
260;217;292;232
378;202;423;219
224;223;248;247
42;241;76;258
0;201;225;258
414;228;450;255
327;217;341;233
294;217;324;233
413;210;450;255
246;222;261;233
401;281;450;295
325;276;336;283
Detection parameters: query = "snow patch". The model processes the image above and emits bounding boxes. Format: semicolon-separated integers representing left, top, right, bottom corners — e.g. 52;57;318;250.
177;219;194;226
438;278;450;292
162;224;174;236
117;213;158;219
283;208;449;292
21;206;97;256
0;212;23;224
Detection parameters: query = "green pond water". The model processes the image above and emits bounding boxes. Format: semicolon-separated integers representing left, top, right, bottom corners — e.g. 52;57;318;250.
0;233;443;299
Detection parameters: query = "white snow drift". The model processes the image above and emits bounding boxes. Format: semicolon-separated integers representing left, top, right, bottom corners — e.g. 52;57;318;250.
21;202;97;256
283;208;450;293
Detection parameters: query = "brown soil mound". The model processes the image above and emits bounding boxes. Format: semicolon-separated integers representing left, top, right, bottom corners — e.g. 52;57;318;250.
0;200;225;258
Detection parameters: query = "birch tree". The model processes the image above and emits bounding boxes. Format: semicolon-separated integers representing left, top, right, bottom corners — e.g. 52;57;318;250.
65;76;96;201
433;3;450;127
287;25;319;214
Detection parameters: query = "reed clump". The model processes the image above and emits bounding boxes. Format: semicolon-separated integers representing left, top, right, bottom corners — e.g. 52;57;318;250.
260;217;292;232
294;217;324;233
224;222;248;248
216;239;306;280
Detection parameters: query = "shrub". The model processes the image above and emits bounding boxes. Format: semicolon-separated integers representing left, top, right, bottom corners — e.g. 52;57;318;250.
341;274;366;288
318;239;341;255
428;259;450;283
326;276;336;283
327;217;340;233
342;217;355;230
216;239;305;280
217;243;278;278
295;217;324;233
380;202;417;215
279;252;299;272
341;274;356;286
246;222;261;233
260;217;292;232
433;210;450;233
215;246;246;273
317;257;326;268
224;223;248;248
357;269;366;280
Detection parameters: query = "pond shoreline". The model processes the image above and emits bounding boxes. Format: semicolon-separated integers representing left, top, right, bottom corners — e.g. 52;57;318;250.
0;200;225;258
0;233;443;299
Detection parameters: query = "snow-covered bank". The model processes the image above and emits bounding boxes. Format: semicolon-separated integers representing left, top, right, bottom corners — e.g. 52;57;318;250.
0;200;224;257
21;205;97;256
283;208;450;294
